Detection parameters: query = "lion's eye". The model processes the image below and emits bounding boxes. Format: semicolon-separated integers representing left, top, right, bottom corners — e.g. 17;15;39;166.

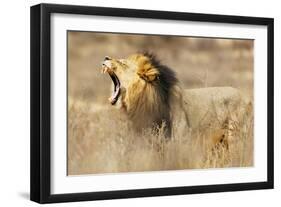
118;59;128;68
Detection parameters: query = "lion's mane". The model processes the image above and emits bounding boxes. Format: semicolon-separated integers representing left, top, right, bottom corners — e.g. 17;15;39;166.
122;52;179;136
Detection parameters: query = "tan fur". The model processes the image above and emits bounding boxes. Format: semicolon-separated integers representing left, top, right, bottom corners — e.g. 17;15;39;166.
103;53;248;144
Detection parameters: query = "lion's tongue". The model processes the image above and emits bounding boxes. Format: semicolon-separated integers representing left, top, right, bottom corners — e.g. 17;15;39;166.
108;72;121;105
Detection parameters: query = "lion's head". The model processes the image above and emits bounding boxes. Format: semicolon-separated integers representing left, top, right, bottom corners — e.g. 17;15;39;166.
101;52;178;136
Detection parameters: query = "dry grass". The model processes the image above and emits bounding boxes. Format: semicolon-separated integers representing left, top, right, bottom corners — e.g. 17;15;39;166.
67;32;254;175
67;98;253;175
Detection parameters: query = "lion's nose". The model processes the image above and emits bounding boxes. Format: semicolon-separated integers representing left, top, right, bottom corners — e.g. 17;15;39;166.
104;56;111;61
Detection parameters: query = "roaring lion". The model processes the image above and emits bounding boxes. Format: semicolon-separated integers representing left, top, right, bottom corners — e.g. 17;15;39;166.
101;52;249;145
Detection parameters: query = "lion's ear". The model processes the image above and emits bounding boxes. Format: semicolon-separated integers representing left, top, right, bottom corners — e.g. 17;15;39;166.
137;66;159;82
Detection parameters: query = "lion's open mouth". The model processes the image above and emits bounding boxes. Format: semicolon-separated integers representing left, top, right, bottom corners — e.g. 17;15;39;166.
102;64;121;105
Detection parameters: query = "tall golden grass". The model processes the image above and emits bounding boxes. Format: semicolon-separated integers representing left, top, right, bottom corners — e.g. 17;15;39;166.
67;98;253;175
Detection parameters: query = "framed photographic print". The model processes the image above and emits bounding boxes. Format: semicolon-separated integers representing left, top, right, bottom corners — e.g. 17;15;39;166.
30;3;274;203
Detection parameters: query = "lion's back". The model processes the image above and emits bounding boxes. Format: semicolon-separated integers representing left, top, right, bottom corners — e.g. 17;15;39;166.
182;87;244;129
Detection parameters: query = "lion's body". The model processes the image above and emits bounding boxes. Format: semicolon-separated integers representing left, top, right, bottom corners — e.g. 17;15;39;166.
102;53;248;145
182;87;242;129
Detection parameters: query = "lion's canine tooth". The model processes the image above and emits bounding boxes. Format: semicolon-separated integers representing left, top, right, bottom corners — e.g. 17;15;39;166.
101;66;108;74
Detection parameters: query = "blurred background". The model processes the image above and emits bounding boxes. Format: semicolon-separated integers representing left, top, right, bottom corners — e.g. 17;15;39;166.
68;31;253;103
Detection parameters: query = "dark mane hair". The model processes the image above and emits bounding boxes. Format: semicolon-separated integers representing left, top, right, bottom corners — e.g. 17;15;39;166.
141;51;178;101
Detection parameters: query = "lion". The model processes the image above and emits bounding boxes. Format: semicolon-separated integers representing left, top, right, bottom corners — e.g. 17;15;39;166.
101;52;249;146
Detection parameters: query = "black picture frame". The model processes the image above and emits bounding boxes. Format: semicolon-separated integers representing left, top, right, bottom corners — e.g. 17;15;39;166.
30;3;274;204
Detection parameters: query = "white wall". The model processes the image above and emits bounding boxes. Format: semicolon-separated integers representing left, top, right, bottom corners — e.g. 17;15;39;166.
0;0;279;206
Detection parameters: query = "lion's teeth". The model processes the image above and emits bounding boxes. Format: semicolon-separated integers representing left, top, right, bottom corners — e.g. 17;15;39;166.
101;67;108;74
